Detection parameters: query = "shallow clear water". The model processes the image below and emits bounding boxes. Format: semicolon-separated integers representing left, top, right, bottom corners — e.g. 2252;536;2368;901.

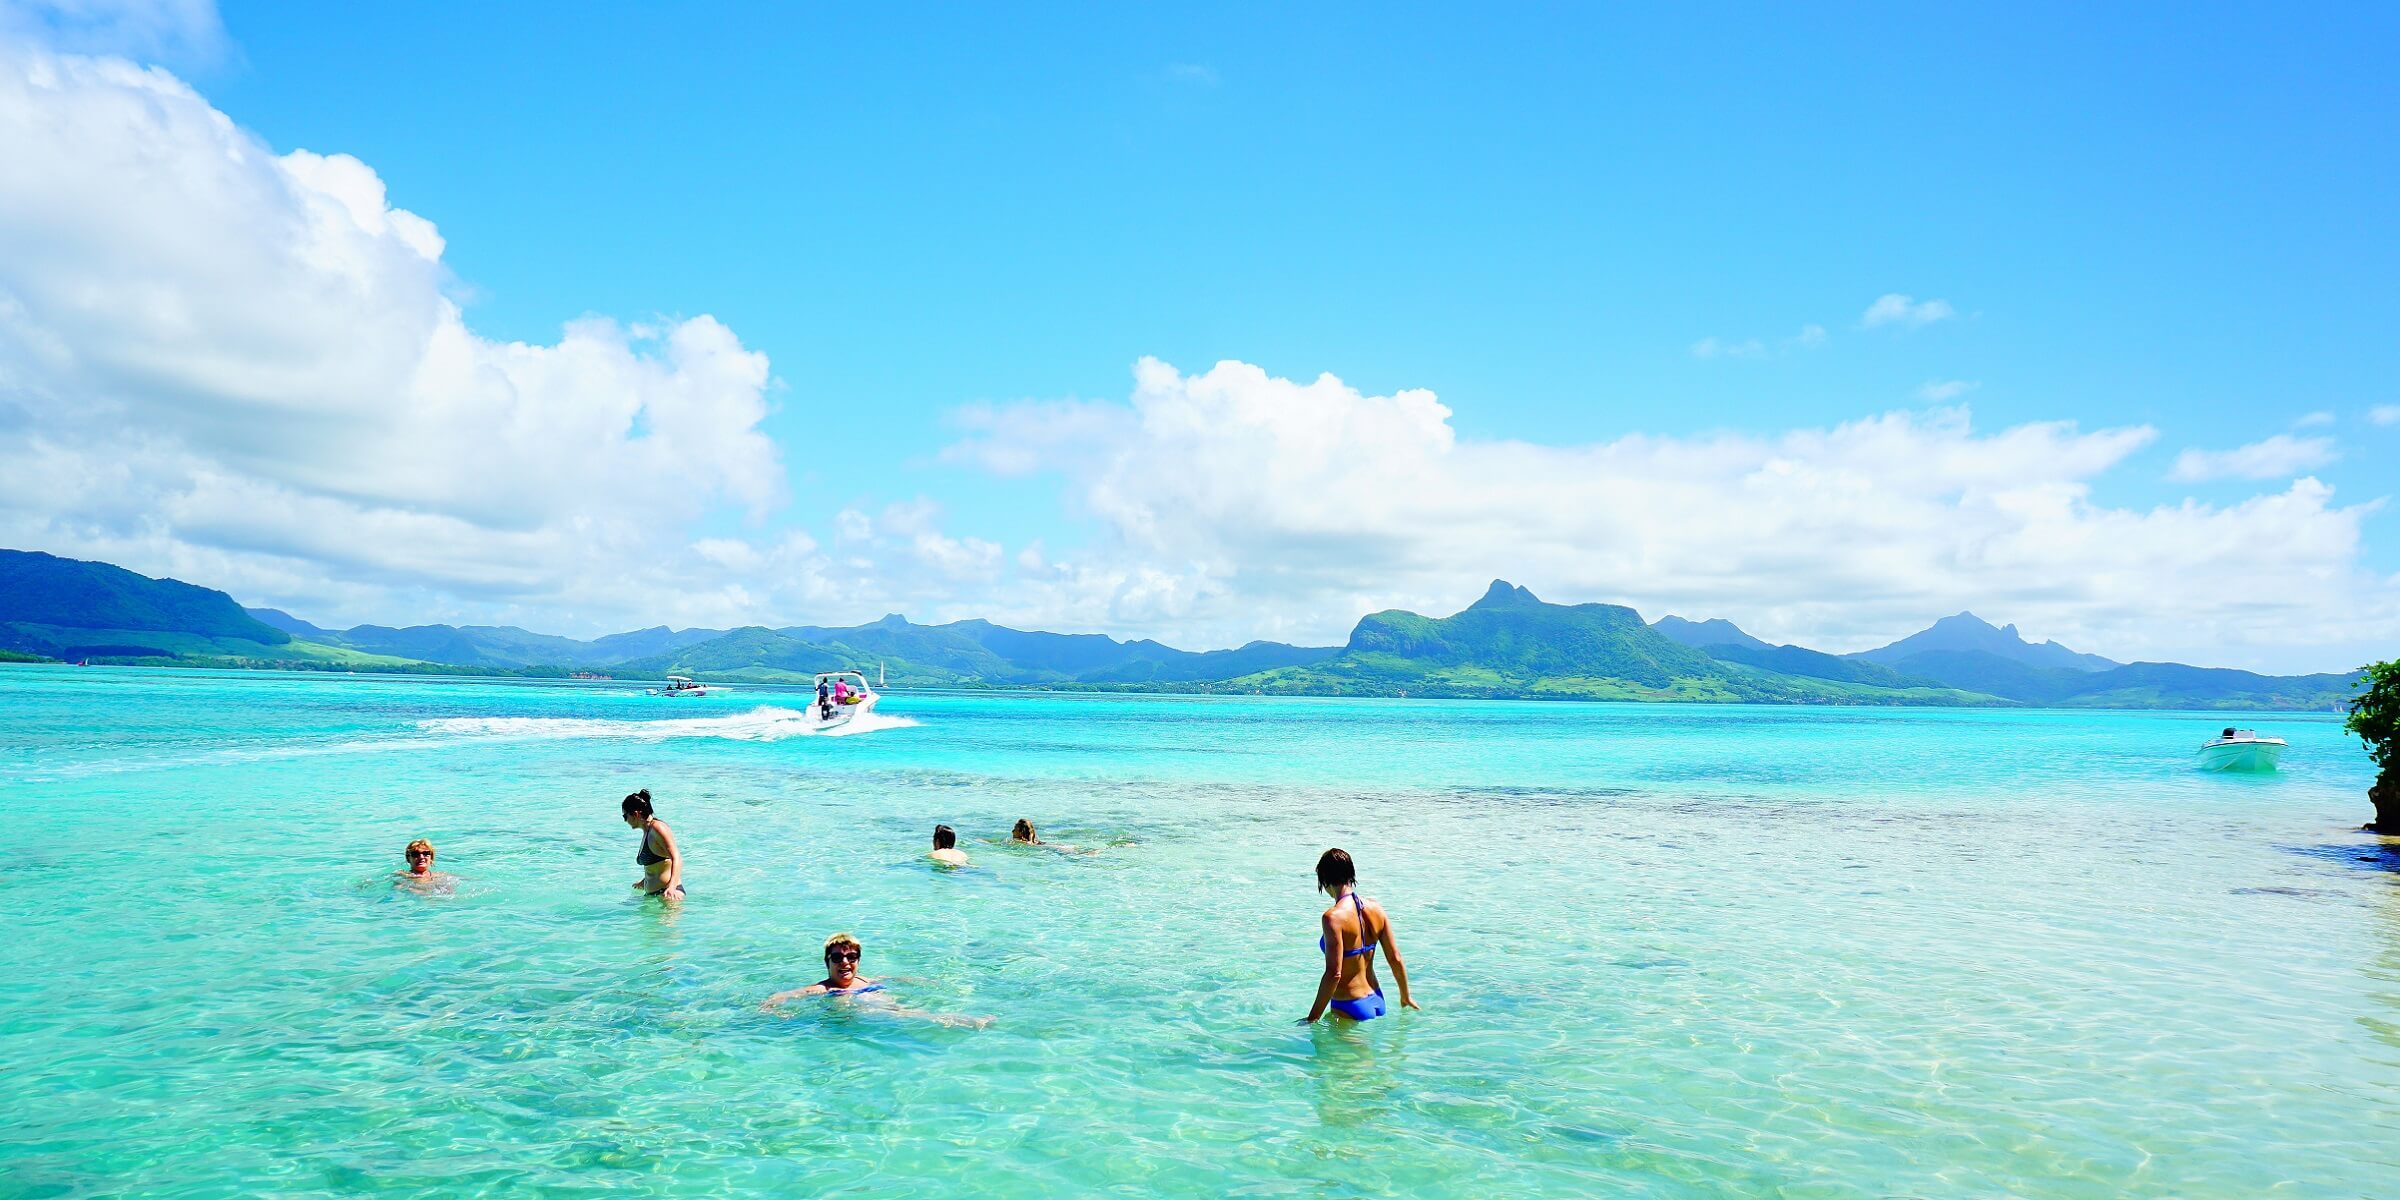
3;666;2395;1198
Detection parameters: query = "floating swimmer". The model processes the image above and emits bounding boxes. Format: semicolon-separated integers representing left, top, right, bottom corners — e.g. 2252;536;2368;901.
929;824;969;867
1299;848;1417;1024
391;838;456;895
621;789;684;901
761;933;990;1028
1008;819;1097;855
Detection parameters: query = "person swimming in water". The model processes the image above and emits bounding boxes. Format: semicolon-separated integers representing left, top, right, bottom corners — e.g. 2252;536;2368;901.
1298;848;1417;1024
929;824;969;867
763;933;885;1004
1008;819;1095;854
761;933;990;1027
621;788;684;901
391;838;456;895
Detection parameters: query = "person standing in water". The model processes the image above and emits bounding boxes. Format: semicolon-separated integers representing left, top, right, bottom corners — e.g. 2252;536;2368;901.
622;789;684;900
929;824;969;867
1299;848;1417;1023
392;838;456;894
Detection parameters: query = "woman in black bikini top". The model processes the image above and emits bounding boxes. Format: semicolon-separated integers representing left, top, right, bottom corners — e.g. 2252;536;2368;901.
620;788;683;901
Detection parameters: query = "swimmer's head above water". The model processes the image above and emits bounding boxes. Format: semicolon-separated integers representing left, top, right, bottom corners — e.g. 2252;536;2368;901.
621;788;655;827
933;824;957;850
1011;819;1037;843
404;838;435;875
1315;847;1356;896
824;932;862;986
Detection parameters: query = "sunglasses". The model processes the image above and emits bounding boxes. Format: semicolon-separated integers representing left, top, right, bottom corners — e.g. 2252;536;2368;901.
407;851;433;859
827;949;861;961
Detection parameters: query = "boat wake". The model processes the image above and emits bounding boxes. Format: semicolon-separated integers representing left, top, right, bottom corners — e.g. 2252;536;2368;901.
415;705;918;743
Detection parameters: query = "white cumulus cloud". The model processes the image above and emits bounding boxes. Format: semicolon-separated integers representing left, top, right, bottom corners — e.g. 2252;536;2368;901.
948;358;2398;670
2168;434;2338;482
2371;404;2400;427
1861;293;1956;329
0;47;823;632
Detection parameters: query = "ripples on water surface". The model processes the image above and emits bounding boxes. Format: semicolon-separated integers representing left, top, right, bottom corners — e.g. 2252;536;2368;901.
2;667;2396;1197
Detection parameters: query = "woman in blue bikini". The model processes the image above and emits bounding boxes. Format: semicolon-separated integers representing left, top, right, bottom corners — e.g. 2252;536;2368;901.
1299;848;1418;1023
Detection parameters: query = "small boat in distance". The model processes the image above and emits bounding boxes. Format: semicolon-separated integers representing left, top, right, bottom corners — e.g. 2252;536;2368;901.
2199;727;2286;772
812;670;878;729
646;675;721;698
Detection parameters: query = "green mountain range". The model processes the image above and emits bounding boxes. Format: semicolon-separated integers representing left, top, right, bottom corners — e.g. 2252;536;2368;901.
0;548;2367;710
1649;608;2358;710
1234;582;1990;704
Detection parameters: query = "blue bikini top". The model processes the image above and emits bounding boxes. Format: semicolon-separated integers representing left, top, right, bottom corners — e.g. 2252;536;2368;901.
1318;891;1377;959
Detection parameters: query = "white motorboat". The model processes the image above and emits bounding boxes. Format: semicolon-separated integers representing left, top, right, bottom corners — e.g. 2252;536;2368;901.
810;670;878;729
2199;727;2286;772
646;675;721;698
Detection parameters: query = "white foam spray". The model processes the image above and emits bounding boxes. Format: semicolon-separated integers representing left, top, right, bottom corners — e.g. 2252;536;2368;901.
415;705;919;743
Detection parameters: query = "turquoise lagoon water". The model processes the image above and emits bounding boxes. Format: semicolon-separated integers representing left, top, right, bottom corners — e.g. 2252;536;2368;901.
2;666;2395;1198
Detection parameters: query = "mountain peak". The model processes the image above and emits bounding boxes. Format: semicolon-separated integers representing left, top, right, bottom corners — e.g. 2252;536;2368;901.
873;613;910;628
1930;612;1999;632
1857;611;2117;673
1470;580;1541;610
1651;615;1771;652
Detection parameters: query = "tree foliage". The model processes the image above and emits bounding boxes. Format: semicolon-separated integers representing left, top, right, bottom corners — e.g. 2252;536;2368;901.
2348;659;2400;779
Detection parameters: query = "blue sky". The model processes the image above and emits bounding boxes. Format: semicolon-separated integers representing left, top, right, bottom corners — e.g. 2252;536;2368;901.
2;1;2395;669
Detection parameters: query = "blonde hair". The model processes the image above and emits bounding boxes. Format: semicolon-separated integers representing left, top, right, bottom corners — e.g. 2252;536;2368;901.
405;838;434;856
823;932;861;957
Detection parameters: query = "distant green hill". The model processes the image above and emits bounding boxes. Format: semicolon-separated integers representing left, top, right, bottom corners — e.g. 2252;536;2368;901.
0;549;292;659
1853;612;2118;672
1231;582;1994;705
617;616;1337;686
1;548;2362;710
1869;648;2356;710
1649;615;1771;652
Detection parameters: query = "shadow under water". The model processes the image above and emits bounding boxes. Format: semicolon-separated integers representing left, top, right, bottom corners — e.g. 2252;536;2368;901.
2287;832;2400;876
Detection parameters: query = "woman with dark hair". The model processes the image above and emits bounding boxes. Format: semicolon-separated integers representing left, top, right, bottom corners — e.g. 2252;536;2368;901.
1299;848;1416;1023
621;789;684;900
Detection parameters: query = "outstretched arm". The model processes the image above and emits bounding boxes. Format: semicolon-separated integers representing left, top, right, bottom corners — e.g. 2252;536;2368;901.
1299;911;1342;1024
761;982;829;1011
1377;914;1418;1010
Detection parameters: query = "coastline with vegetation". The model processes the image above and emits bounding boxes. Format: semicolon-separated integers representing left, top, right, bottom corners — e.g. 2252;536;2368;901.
0;548;2364;711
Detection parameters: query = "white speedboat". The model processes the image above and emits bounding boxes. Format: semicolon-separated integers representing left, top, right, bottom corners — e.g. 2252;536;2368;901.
810;670;878;729
646;675;721;698
2199;727;2286;772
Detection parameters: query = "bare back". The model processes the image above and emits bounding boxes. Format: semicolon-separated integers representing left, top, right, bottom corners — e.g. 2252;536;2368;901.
1321;892;1387;1000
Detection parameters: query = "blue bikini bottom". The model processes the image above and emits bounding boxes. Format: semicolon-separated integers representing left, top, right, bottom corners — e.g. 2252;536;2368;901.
1329;989;1386;1021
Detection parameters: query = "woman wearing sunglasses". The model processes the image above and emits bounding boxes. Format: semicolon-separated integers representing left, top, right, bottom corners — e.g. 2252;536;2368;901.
391;838;455;895
620;788;684;901
762;934;991;1027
